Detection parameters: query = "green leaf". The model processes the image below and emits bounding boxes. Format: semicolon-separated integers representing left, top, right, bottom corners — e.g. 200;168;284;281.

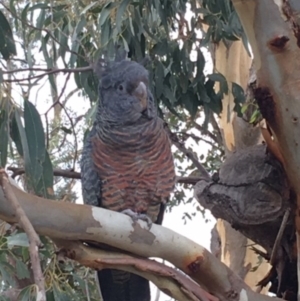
10;111;24;156
241;103;249;114
58;22;69;60
14;110;33;181
116;0;130;32
155;61;164;99
98;2;113;27
18;286;35;301
7;233;29;248
35;7;46;30
183;92;198;119
46;291;55;301
195;48;205;79
53;283;71;301
41;37;57;94
0;110;8;167
0;10;16;60
249;109;260;124
75;16;87;35
39;236;53;258
36;150;54;198
163;85;176;104
20;2;30;30
72;274;86;291
16;259;30;280
208;73;226;83
28;3;50;11
80;2;98;15
0;262;16;286
22;246;30;262
232;82;246;103
24;99;46;188
60;126;72;134
100;18;111;47
44;11;67;27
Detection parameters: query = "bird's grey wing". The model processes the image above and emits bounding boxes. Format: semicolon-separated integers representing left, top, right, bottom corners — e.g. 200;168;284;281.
81;127;102;207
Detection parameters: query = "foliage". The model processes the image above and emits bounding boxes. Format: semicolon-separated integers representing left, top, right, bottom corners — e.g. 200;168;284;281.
0;0;247;299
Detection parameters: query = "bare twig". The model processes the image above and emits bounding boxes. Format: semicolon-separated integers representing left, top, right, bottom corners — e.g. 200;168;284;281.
192;121;220;144
56;73;72;106
58;101;78;170
176;176;204;185
209;113;223;146
270;208;291;265
164;125;211;180
0;170;46;301
176;131;217;147
2;66;93;83
85;277;91;301
2;66;92;75
8;167;203;185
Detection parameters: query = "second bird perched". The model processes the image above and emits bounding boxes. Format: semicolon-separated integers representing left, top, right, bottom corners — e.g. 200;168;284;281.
81;54;176;301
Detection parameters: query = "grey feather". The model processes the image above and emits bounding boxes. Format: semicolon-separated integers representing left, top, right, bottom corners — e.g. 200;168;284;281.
81;127;101;207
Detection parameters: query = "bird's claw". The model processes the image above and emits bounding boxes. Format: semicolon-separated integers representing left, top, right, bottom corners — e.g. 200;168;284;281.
122;209;153;229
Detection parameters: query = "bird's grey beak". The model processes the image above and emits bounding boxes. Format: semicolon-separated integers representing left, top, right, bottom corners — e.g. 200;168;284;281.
133;82;148;111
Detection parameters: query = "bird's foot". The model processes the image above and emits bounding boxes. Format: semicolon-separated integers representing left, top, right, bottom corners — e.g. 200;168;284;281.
122;209;153;229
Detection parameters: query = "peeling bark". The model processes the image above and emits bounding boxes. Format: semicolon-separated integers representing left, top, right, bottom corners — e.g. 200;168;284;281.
0;183;285;301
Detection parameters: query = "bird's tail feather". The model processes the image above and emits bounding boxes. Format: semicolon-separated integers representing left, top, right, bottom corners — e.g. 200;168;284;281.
97;269;150;301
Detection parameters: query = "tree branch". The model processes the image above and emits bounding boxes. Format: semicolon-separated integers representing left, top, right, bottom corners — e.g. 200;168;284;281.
55;240;216;301
209;113;223;147
270;207;291;266
7;166;203;185
0;170;46;301
2;66;93;83
164;125;211;180
0;182;284;301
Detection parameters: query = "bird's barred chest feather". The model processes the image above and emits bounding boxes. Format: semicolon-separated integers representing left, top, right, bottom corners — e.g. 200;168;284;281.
92;118;175;222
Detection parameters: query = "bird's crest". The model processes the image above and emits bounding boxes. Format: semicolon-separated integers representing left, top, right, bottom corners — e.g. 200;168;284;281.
94;45;129;79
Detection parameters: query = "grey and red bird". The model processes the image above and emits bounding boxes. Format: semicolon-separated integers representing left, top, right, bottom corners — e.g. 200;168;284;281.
81;56;176;301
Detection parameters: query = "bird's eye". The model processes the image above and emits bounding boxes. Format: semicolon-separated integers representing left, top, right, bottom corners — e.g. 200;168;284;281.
118;84;124;91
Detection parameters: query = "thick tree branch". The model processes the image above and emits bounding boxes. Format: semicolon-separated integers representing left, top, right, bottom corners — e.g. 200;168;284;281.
55;240;216;301
0;182;284;301
231;2;300;296
0;170;46;301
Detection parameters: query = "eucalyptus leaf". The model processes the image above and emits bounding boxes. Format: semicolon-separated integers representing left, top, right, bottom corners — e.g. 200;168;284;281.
116;0;130;32
0;110;8;167
16;259;30;280
24;99;46;189
0;10;16;59
7;233;29;248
